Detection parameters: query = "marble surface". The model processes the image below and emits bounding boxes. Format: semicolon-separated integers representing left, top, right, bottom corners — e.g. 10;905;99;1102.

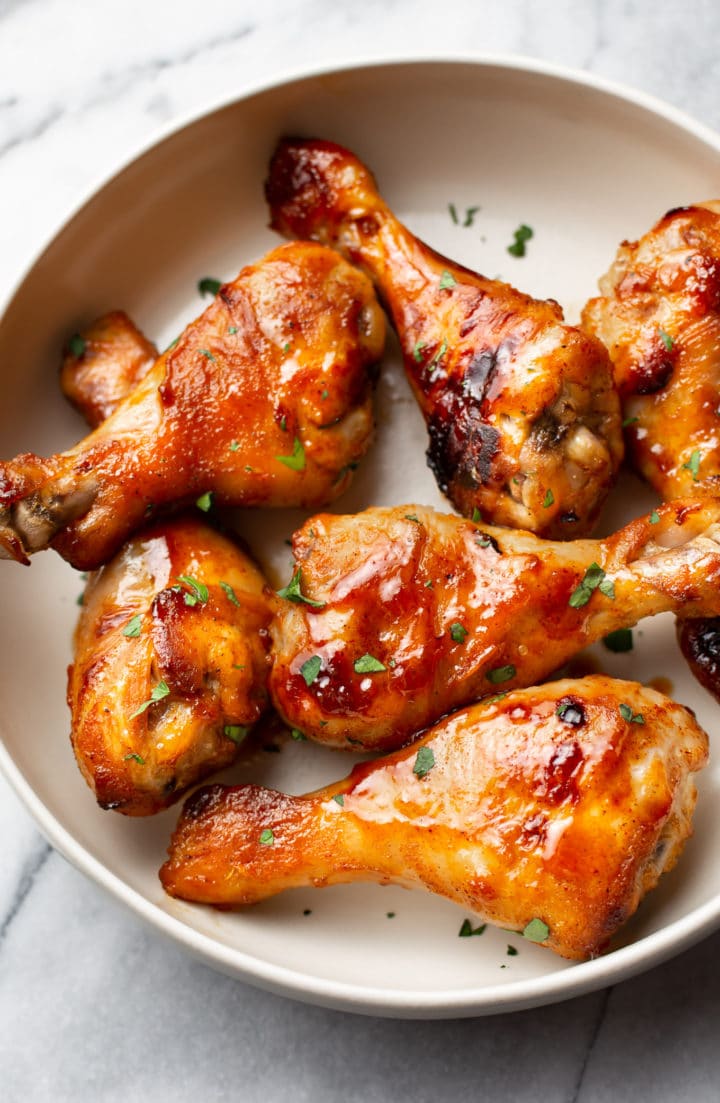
3;0;720;1098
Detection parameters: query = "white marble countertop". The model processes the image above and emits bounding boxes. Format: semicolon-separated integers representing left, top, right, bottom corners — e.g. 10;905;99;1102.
3;0;720;1098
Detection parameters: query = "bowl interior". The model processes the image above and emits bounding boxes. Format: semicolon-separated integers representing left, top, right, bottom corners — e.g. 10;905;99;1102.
2;59;720;1015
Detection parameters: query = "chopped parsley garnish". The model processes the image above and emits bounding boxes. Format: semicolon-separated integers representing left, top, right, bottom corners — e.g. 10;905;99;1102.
404;513;421;523
279;415;288;432
123;752;145;764
649;510;660;524
683;449;701;481
224;725;249;744
522;918;549;942
463;206;480;227
386;912;395;919
276;437;306;471
276;568;326;608
76;593;84;606
485;692;508;706
413;341;426;363
332;793;345;806
622;416;639;428
507;224;533;257
448;202;459;225
450;622;468;643
619;703;644;724
122;614;142;638
195;491;213;512
283;343;291;354
354;653;386;674
542;488;554;508
568;563;614;608
129;679;170;719
427;338;448;373
658;327;674;352
413;745;435;778
229;440;240;452
198;277;221;297
603;628;633;653
68;333;86;357
487;664;516;684
228;326;238;335
259;828;274;846
199;348;216;361
471;507;482;522
459;919;486;937
164;336;180;353
290;728;306;741
321;389;328;400
177;575;209;606
220;581;240;606
439;270;457;290
506;945;519;956
300;655;322;686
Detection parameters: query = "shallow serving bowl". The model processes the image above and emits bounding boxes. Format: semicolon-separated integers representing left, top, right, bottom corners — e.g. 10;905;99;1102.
2;56;720;1018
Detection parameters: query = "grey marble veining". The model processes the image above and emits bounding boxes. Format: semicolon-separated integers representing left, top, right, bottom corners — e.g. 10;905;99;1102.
3;0;720;1098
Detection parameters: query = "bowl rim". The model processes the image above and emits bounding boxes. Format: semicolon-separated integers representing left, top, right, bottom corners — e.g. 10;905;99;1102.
2;51;720;1017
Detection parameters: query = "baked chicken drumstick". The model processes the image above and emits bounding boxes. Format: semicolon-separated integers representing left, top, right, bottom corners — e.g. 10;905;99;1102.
70;514;272;814
271;498;720;750
161;675;708;961
582;201;720;698
266;138;623;537
0;241;385;571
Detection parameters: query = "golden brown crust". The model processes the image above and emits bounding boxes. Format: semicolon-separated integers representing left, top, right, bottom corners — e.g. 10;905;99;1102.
69;514;273;814
0;242;385;570
267;138;623;537
160;676;708;961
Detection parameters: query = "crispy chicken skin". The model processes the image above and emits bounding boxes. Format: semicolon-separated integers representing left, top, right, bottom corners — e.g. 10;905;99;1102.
0;242;385;570
61;310;157;428
582;202;720;699
160;676;707;961
266;138;623;537
69;515;272;815
270;498;720;750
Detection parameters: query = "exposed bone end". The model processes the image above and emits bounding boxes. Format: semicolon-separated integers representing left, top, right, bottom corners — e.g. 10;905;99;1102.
0;516;30;564
0;479;100;561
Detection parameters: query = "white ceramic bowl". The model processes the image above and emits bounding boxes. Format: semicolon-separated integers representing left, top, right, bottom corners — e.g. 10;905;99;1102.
2;56;720;1018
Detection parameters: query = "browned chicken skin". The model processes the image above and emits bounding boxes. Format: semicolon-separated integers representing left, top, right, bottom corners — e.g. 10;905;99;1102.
270;499;720;751
161;676;707;961
0;242;385;570
266;138;623;537
69;515;273;814
582;202;720;699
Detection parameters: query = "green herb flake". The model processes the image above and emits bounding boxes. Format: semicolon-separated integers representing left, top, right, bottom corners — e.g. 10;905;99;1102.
303;909;312;916
506;944;519;956
76;593;84;606
413;745;435;779
463;205;480;228
276;568;326;609
386;912;395;919
122;614;143;638
229;440;240;452
164;336;180;353
658;327;674;352
276;436;306;472
569;562;612;608
321;389;329;400
404;513;421;523
332;793;345;806
259;828;274;846
619;702;645;724
603;628;633;653
424;580;434;588
683;449;701;481
280;415;288;432
290;728;307;742
439;270;457;290
283;343;291;354
123;751;145;764
471;507;482;522
649;510;660;524
129;679;170;719
459;918;487;937
177;575;209;606
428;338;448;373
448;202;459;225
622;415;639;428
354;653;386;674
228;326;238;335
199;348;216;362
598;577;616;599
484;692;508;706
300;655;322;686
542;488;554;508
522;918;550;943
507;224;534;257
224;725;249;744
486;664;516;685
195;491;213;512
450;622;468;643
198;276;221;297
220;581;240;606
412;341;426;363
68;333;86;357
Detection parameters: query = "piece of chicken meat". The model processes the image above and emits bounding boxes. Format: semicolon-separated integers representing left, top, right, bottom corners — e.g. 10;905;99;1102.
270;498;720;750
0;241;385;570
266;138;623;537
160;675;707;961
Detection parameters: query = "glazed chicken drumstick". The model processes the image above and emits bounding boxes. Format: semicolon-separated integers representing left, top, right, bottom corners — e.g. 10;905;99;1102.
0;241;385;570
271;498;720;750
70;514;272;815
161;675;708;961
582;201;720;699
266;138;623;537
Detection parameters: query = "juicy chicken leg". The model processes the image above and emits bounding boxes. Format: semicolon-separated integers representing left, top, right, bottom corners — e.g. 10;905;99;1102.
582;202;720;699
69;514;273;814
161;676;708;961
270;498;720;750
0;242;385;571
266;138;623;537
